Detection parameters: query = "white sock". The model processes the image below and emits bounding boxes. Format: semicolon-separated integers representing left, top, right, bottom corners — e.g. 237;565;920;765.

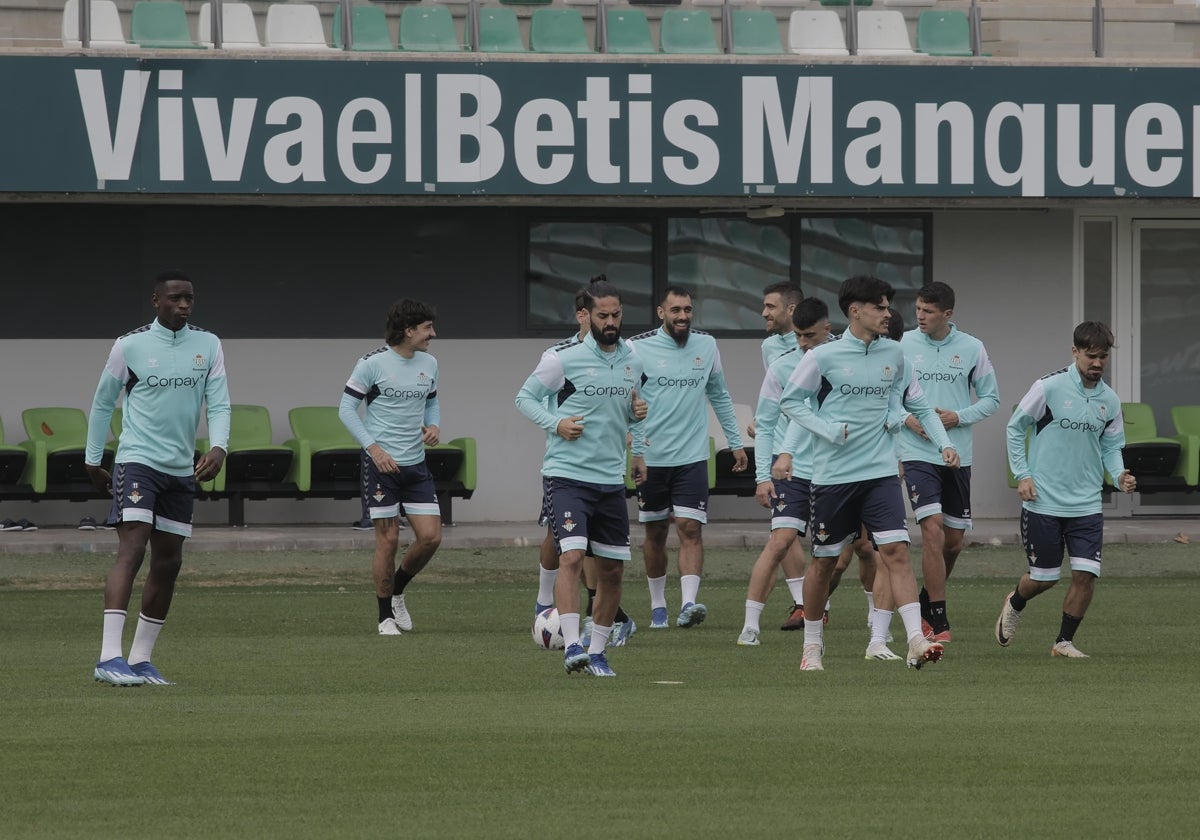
803;618;824;649
560;612;581;648
680;574;701;607
647;575;668;610
589;624;612;655
786;577;805;604
865;589;875;614
869;608;893;647
743;600;765;633
128;613;165;666
898;601;925;645
536;567;557;607
101;609;126;662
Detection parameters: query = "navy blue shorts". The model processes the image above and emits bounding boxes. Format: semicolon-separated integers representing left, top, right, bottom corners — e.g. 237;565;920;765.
108;462;196;538
903;461;972;529
537;475;553;527
809;476;909;558
636;460;709;524
545;476;631;562
362;453;440;520
1020;509;1104;582
770;473;811;536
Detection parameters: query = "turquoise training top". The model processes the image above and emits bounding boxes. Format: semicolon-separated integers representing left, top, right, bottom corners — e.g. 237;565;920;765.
516;333;644;486
85;319;231;477
754;346;816;483
339;346;440;467
627;327;742;466
780;332;953;486
1007;364;1126;517
898;324;1000;467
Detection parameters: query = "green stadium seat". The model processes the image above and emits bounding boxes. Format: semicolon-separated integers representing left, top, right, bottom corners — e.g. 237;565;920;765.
916;9;973;57
1169;405;1200;489
283;406;362;494
732;10;783;54
424;438;478;523
333;5;399;51
18;407;93;496
660;10;720;55
210;404;293;494
478;7;527;52
531;8;591;54
0;416;29;486
131;1;207;48
500;0;551;4
1119;402;1188;492
399;5;462;52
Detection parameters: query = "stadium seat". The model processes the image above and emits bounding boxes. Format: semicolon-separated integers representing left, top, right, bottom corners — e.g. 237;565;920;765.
424;438;478;524
0;417;29;487
819;0;872;5
500;0;551;4
333;5;399;51
629;0;681;6
131;1;206;48
1169;405;1200;489
660;10;720;55
788;10;848;55
197;3;262;49
399;5;462;51
732;10;783;54
856;10;917;55
478;7;527;52
283;406;362;495
18;407;94;496
209;404;293;494
915;9;973;57
531;8;591;53
62;0;128;48
1119;402;1188;492
605;8;655;54
707;403;756;497
264;3;336;50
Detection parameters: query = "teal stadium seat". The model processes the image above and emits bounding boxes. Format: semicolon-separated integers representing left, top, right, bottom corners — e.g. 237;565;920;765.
732;10;783;55
332;5;399;51
478;7;527;52
916;9;973;57
660;10;720;55
531;8;591;54
605;9;655;54
399;5;461;51
131;1;206;48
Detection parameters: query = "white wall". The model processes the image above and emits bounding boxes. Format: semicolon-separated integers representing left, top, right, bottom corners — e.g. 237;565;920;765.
0;208;1077;526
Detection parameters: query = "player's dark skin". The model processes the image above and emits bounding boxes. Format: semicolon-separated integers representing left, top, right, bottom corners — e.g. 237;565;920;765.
86;278;226;621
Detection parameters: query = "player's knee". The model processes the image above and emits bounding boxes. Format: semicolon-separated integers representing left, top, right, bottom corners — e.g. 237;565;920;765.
676;518;703;543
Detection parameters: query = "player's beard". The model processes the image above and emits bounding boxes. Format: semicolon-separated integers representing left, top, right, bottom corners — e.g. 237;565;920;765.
666;320;691;346
592;322;620;347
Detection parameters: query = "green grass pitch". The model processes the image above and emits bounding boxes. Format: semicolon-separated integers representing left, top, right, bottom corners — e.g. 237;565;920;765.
2;544;1198;838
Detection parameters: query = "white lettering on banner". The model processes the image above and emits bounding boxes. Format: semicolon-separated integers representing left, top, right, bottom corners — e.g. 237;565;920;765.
662;100;719;185
577;77;620;184
1126;103;1182;188
984;102;1045;197
628;75;653;184
263;97;326;183
337;98;392;185
158;70;184;181
405;74;421;183
741;76;833;184
1056;104;1116;187
514;99;575;185
845;100;903;186
436;74;503;183
194;98;257;182
914;102;974;185
75;69;150;183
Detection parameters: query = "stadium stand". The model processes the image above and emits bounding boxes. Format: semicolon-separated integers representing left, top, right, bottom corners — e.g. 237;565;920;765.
530;7;591;52
130;1;205;48
605;7;656;53
197;2;262;48
856;9;918;55
478;6;527;51
61;0;126;48
332;4;400;50
915;7;972;55
732;9;784;53
263;2;335;50
398;4;462;51
788;9;849;54
660;9;720;53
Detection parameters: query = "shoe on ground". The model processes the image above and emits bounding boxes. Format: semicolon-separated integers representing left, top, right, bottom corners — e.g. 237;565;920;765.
564;642;590;674
781;603;805;631
611;618;636;647
129;660;175;685
649;607;669;629
17;518;37;531
1051;640;1089;659
391;594;413;631
737;628;761;647
351;517;373;531
586;651;616;677
677;602;707;629
378;618;401;636
800;643;824;671
995;591;1021;647
94;656;144;687
78;516;98;531
907;638;945;670
0;518;20;531
865;641;902;661
929;630;952;644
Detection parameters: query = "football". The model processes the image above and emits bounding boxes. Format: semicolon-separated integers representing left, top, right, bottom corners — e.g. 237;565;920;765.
532;607;565;650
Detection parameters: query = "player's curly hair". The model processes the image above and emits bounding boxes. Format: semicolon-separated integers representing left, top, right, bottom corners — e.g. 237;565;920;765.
385;299;436;346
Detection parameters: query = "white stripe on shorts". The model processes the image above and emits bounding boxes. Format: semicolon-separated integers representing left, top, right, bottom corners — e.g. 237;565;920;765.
590;541;632;562
672;505;708;524
1069;555;1102;577
637;508;671;523
872;528;911;545
155;515;192;538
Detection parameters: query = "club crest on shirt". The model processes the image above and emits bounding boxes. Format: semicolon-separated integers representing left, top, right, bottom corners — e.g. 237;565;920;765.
147;357;159;368
950;354;962;367
562;512;577;532
657;359;668;368
418;372;428;382
693;356;704;369
882;365;893;380
1098;404;1107;417
192;354;206;370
